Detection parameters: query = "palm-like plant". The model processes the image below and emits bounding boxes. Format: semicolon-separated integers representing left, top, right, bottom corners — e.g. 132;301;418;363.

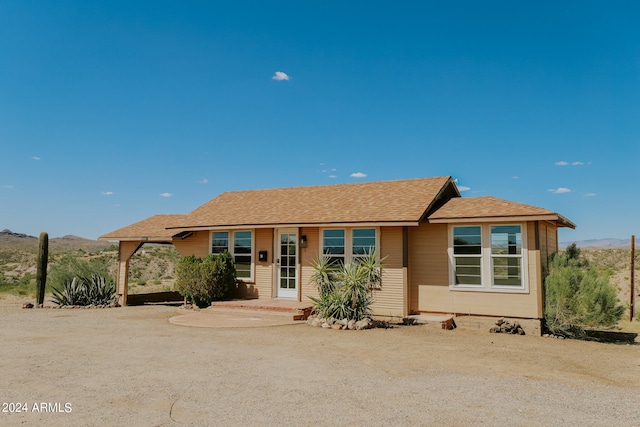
51;274;116;306
308;250;383;321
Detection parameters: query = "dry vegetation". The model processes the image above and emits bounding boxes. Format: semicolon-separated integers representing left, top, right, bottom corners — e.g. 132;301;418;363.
0;236;638;328
0;239;180;297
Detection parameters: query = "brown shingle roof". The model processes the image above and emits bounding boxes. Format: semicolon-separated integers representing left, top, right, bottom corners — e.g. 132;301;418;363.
99;214;187;241
174;176;456;229
428;196;575;228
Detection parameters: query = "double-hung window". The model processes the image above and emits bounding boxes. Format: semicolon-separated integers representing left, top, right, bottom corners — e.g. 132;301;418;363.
450;224;526;292
490;225;522;287
322;228;378;266
210;230;254;281
323;229;346;267
452;226;482;286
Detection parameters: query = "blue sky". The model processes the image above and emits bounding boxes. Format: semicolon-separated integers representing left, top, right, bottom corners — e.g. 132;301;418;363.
1;1;638;241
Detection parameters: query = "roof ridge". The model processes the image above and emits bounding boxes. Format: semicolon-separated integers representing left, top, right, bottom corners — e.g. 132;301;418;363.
215;176;452;195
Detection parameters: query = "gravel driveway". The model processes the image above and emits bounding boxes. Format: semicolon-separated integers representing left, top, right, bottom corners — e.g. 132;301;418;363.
1;297;639;426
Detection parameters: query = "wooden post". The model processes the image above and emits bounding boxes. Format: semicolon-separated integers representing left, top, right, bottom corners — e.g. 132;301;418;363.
631;235;635;322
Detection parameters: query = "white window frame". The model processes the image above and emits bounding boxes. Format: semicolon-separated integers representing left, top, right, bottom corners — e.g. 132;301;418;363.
320;227;380;265
210;230;255;282
451;225;483;288
448;223;528;293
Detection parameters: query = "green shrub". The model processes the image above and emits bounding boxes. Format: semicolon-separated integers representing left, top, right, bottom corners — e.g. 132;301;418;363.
174;251;236;308
51;274;116;306
48;254;112;292
544;245;624;337
308;250;382;321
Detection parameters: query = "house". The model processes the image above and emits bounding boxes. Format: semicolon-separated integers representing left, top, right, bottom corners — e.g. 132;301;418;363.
99;176;574;320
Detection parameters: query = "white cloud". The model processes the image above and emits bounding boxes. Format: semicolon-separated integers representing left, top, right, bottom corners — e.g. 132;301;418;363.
102;191;114;196
331;168;336;172
272;71;290;81
32;156;41;161
160;192;173;197
512;176;519;179
555;161;569;166
572;161;585;166
548;187;572;194
321;169;327;173
350;172;367;178
199;178;208;184
328;175;337;179
584;193;597;197
457;186;471;192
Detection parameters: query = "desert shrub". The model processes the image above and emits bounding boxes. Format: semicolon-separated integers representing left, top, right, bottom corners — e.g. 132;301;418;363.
174;251;236;308
51;274;116;306
544;246;624;338
48;254;112;292
308;250;382;321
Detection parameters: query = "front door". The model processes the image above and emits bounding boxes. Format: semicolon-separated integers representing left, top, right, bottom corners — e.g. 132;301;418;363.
276;229;298;299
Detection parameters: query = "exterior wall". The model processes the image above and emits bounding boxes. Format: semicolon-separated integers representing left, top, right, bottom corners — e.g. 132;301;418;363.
408;223;449;314
252;228;274;299
300;227;320;303
172;231;210;258
370;226;406;318
410;221;544;319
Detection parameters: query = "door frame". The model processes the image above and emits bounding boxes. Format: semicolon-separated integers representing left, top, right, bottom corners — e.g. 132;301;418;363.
274;228;300;300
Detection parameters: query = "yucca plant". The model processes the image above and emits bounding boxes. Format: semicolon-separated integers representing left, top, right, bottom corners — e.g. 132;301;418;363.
308;250;383;321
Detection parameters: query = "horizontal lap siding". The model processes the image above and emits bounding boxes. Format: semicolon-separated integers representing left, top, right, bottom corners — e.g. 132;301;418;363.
408;223;448;314
253;228;273;299
413;222;541;319
371;227;405;317
300;228;320;303
172;231;210;258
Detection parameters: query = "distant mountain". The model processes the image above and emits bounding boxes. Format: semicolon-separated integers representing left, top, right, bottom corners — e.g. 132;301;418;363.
560;238;632;249
0;229;112;253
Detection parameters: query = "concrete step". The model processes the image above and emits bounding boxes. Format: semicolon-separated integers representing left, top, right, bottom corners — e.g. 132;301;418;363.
407;314;456;330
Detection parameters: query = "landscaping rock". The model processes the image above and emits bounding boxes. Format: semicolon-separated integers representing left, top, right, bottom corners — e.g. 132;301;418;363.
490;319;525;335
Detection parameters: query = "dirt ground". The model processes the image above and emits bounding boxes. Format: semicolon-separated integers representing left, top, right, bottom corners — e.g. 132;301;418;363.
1;296;639;427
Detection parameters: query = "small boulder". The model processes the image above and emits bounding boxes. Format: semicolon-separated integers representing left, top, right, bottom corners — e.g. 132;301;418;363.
22;302;34;309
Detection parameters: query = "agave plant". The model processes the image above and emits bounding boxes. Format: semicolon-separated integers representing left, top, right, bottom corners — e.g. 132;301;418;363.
51;277;87;306
51;274;116;306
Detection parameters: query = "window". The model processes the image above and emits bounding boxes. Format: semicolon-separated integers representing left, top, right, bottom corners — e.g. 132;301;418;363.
491;225;522;287
453;226;482;286
322;228;378;266
352;228;376;259
233;231;253;280
450;224;526;292
210;230;253;280
323;229;345;266
211;232;229;255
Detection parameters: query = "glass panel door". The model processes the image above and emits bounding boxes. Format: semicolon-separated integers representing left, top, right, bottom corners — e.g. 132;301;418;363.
277;230;298;299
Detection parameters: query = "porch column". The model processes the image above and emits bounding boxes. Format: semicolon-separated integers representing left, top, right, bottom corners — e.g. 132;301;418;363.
117;241;143;306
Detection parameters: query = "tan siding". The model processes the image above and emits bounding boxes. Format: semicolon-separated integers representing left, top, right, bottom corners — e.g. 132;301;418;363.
539;222;549;271
250;228;274;299
371;227;405;317
547;223;558;254
172;231;210;257
417;285;540;318
408;223;448;314
414;221;542;319
300;228;321;303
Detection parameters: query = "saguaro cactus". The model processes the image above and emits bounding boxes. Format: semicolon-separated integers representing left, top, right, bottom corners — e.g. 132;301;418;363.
36;231;49;306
